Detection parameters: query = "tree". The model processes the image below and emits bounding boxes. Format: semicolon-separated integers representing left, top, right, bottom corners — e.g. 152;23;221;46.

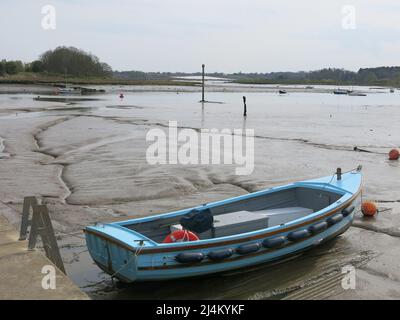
395;73;400;86
5;61;18;75
15;60;24;73
31;60;44;73
0;60;5;76
40;46;112;77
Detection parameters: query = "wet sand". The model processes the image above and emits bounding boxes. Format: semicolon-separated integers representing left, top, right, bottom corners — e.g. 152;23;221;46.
0;84;399;299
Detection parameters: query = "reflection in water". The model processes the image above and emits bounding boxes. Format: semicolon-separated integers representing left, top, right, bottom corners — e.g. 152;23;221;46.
201;102;205;128
34;96;103;103
242;116;247;132
0;106;97;120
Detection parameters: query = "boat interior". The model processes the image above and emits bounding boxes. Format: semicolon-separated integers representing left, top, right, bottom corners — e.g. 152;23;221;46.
124;187;343;243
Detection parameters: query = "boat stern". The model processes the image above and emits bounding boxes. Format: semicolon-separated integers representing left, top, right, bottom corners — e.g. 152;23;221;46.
84;223;157;283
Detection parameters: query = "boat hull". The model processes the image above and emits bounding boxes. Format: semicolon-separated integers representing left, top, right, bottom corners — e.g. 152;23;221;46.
137;214;353;281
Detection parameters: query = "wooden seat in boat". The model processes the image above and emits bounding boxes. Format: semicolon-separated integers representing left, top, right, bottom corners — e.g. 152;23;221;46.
171;207;313;239
252;207;314;227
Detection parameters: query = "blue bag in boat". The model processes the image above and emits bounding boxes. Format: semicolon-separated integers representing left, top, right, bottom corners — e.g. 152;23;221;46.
180;208;214;233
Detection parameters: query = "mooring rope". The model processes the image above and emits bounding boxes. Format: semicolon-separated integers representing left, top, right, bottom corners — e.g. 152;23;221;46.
320;165;361;194
84;243;143;289
55;229;86;240
0;198;19;212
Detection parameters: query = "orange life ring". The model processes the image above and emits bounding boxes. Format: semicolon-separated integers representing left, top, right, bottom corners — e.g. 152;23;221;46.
163;230;199;243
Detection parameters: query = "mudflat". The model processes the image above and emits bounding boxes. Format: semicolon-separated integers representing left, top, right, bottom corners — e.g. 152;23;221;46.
0;83;399;299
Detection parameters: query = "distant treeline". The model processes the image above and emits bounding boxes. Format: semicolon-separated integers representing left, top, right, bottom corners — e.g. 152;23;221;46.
1;46;112;78
113;71;227;80
0;60;25;75
113;70;227;81
2;45;400;87
113;71;170;80
229;67;400;86
113;67;400;86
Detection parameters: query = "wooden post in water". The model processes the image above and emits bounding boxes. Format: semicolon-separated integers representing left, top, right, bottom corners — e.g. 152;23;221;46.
243;96;247;117
201;64;205;102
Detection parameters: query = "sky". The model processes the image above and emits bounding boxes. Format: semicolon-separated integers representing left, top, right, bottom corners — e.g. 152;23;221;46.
1;0;400;73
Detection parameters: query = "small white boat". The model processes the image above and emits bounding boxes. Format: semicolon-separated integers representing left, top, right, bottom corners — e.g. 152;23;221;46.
57;70;82;95
57;87;82;95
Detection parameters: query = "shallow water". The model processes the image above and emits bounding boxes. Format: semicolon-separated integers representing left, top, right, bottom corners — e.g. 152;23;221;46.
0;83;399;299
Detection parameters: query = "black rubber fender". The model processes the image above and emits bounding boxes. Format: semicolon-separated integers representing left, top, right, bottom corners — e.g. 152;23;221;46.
262;236;286;248
236;243;260;255
342;206;355;217
175;252;205;263
287;229;310;241
327;213;344;226
207;249;234;261
309;221;328;234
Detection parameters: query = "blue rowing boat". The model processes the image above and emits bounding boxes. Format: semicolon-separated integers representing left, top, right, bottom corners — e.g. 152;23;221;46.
85;167;362;282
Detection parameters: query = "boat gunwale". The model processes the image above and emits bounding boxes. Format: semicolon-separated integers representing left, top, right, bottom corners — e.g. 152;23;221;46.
114;180;352;227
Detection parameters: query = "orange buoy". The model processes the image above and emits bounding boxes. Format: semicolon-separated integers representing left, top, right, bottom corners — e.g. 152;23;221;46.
361;201;377;217
389;149;399;160
163;230;199;243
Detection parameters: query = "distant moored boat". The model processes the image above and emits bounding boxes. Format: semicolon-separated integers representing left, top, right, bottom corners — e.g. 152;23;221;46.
348;91;367;96
333;89;349;95
57;69;82;95
57;87;82;95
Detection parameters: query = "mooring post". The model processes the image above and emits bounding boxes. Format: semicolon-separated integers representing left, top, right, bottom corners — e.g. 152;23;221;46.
336;168;342;180
243;96;247;117
201;64;205;102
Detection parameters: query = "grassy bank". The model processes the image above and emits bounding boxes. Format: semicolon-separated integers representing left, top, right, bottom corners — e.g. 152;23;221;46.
0;72;200;87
